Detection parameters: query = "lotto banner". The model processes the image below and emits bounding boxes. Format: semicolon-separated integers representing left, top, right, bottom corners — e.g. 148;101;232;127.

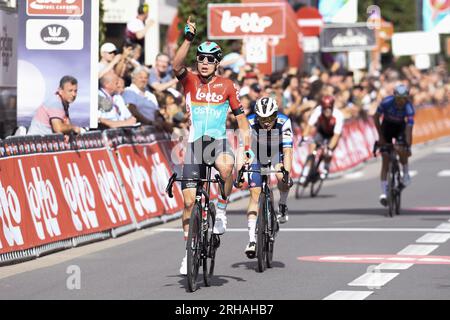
17;0;99;129
112;142;185;223
207;3;286;39
0;148;134;254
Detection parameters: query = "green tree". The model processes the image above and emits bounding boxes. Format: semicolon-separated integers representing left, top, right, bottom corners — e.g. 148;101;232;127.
358;0;418;32
99;0;106;45
177;0;240;66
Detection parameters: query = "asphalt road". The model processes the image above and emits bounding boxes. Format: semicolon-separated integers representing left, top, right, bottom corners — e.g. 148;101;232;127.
1;139;450;301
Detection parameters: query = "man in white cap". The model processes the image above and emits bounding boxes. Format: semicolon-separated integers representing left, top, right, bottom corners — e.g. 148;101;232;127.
99;42;128;79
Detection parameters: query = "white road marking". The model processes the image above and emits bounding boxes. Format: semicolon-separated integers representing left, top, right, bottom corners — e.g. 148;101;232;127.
435;223;450;231
416;233;450;244
409;170;418;178
348;273;399;287
434;147;450;154
323;291;373;300
375;263;414;270
344;172;364;179
397;245;439;256
437;170;450;177
156;227;450;233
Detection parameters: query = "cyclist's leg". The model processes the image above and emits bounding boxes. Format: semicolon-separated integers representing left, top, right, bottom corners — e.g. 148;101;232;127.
396;126;411;185
211;139;235;234
379;122;393;205
246;163;262;257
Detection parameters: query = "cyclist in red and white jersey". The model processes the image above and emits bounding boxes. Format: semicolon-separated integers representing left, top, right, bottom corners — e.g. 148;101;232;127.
173;17;252;275
299;95;344;184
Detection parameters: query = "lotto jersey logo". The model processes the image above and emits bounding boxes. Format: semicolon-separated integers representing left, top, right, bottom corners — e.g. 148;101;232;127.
27;0;84;17
195;89;224;103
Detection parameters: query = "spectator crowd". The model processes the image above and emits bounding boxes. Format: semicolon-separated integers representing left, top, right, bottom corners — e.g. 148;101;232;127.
21;4;450;140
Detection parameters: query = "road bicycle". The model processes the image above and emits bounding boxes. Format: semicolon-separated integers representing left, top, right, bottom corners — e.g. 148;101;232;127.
235;161;289;273
295;140;330;199
166;164;226;292
373;142;405;217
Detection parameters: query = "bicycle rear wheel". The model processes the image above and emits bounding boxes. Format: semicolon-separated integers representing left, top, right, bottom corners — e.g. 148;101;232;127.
187;203;202;292
204;203;217;287
256;193;267;273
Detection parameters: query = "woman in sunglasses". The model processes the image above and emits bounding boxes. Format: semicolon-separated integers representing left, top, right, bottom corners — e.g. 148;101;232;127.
236;96;294;259
172;17;252;275
299;95;344;185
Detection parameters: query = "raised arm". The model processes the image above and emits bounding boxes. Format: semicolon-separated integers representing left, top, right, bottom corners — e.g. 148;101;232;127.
173;16;196;75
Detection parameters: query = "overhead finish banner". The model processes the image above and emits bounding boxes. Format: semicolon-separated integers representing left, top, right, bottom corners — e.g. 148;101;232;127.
207;3;286;39
320;24;376;52
423;0;450;33
17;0;99;129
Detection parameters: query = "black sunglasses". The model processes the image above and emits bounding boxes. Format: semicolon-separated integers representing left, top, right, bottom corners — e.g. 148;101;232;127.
197;54;217;64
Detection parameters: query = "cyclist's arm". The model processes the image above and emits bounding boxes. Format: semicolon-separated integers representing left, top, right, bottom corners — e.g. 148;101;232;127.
303;107;320;139
236;113;251;151
173;40;191;76
329;111;344;151
405;104;415;147
329;133;341;151
373;111;384;144
282;147;293;173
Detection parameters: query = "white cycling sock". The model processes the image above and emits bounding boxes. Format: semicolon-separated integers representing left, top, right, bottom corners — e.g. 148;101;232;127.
302;167;310;177
279;191;289;206
217;197;228;216
402;164;409;176
381;180;388;194
248;219;256;243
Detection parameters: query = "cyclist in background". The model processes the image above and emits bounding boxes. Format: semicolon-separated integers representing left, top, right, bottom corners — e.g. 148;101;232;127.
299;95;344;184
374;84;415;207
173;16;252;275
237;97;293;259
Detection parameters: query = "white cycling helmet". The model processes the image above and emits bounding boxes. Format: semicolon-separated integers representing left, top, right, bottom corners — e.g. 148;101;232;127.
255;97;278;118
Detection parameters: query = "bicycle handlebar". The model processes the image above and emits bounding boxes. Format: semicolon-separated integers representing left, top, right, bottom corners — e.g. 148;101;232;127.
234;164;290;188
165;172;227;200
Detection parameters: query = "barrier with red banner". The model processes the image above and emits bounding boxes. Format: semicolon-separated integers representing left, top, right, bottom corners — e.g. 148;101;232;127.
1;107;450;262
0;134;134;255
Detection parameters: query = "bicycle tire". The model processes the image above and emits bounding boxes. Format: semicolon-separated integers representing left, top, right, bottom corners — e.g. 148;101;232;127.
295;178;307;199
387;165;396;218
256;193;267;273
187;203;202;292
310;176;324;198
266;195;276;268
204;203;216;287
395;173;402;216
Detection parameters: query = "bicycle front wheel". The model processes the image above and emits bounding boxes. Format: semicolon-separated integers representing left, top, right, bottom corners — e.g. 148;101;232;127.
266;199;277;269
187;203;202;292
204;203;217;287
256;193;267;273
387;165;396;218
